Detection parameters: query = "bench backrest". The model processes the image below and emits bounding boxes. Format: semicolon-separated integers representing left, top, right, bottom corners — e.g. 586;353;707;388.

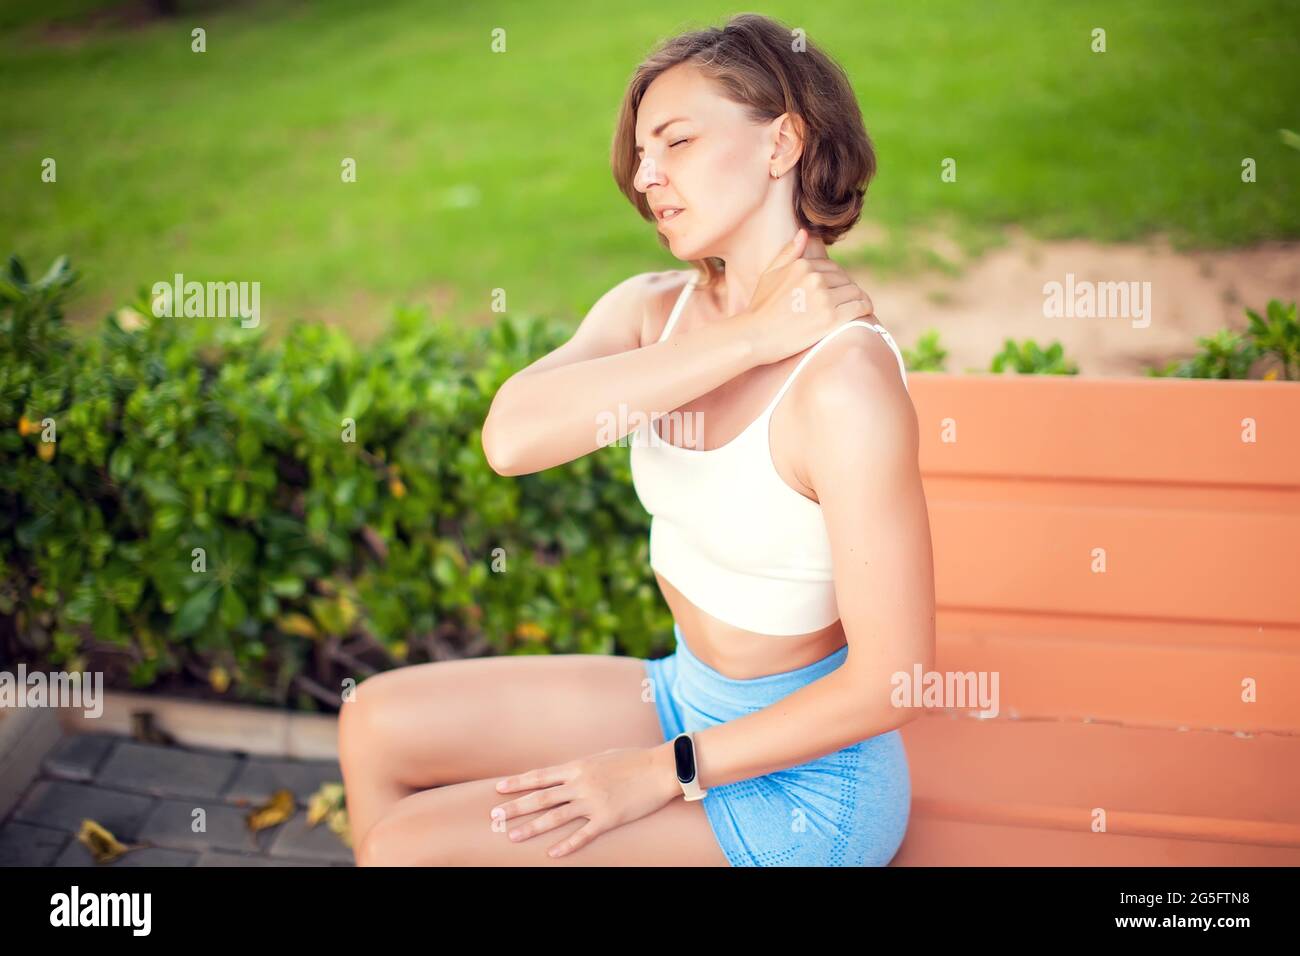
911;374;1300;734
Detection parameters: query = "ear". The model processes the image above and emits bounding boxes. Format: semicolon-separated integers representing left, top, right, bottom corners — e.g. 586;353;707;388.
768;112;806;173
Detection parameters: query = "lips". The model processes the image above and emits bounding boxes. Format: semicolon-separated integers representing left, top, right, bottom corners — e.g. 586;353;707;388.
656;207;685;222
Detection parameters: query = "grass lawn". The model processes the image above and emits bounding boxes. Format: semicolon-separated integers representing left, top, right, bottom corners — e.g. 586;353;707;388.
2;0;1298;337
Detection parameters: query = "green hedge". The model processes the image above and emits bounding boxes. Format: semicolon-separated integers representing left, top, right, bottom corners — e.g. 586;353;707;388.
0;255;671;711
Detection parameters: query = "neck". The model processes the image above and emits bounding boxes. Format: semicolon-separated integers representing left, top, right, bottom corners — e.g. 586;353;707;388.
714;217;828;318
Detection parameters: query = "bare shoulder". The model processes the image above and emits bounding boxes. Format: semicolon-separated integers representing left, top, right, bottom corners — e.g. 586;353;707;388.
576;270;675;352
637;269;698;348
788;321;916;450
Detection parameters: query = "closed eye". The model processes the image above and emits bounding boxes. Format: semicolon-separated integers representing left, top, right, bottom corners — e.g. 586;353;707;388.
669;139;689;148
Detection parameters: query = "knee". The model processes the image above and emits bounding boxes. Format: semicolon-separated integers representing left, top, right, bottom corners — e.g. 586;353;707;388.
336;672;395;755
355;815;400;867
355;810;456;867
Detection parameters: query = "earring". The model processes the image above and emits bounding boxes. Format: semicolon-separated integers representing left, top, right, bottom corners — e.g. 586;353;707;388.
770;167;779;178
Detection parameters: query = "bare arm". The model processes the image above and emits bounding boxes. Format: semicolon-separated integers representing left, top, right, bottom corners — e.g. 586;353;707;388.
481;271;756;476
656;330;937;789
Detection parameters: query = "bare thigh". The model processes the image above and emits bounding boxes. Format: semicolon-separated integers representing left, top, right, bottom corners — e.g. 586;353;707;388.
358;775;729;866
342;653;666;786
338;652;727;863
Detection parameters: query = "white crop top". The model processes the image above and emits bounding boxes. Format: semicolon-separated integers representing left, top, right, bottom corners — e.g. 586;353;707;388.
629;271;910;637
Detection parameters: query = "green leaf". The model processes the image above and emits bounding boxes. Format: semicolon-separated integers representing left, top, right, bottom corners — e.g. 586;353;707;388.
219;585;249;630
174;583;219;636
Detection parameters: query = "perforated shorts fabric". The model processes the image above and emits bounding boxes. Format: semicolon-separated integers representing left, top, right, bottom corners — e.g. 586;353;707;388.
643;622;911;867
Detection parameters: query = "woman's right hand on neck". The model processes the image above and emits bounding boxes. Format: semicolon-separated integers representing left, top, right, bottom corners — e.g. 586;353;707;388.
734;228;875;366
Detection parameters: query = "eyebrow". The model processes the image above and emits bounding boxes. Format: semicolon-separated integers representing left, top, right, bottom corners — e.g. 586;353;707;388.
634;117;689;155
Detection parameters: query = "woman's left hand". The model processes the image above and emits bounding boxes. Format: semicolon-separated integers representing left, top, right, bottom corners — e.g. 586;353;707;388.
489;745;680;859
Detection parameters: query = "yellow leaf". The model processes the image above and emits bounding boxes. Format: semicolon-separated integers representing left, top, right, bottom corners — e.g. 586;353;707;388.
18;415;32;436
77;819;130;864
389;478;406;498
37;441;56;462
276;612;319;639
326;807;352;847
390;640;408;661
246;788;295;832
515;621;547;642
209;666;230;693
306;782;345;826
1263;368;1279;380
337;595;358;630
115;307;147;332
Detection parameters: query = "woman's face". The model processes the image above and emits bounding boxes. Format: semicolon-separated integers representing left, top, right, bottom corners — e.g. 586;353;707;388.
633;63;791;261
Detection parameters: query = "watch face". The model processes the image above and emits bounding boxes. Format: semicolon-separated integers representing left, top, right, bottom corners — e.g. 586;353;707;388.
673;734;696;783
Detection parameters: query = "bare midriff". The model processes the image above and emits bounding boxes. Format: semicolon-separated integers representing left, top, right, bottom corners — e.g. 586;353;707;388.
653;571;848;680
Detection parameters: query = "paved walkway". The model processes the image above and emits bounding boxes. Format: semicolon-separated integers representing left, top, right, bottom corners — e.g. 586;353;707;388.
0;732;353;866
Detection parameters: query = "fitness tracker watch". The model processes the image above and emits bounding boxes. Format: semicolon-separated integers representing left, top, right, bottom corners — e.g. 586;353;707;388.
672;731;708;801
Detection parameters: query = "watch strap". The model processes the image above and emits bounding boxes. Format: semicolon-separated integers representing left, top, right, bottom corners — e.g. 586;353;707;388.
673;731;708;801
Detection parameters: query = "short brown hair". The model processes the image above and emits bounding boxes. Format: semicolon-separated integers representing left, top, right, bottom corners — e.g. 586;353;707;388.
610;13;876;285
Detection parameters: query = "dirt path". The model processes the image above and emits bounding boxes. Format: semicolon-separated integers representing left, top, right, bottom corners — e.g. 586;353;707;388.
841;225;1300;377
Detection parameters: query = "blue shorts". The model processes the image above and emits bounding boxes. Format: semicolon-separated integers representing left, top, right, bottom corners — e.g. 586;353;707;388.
643;623;911;867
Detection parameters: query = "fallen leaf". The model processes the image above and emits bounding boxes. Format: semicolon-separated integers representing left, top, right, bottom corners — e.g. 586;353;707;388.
306;782;345;826
327;807;352;847
77;819;130;864
246;788;295;832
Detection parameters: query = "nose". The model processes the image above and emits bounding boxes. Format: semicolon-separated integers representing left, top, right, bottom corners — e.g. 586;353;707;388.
635;155;665;193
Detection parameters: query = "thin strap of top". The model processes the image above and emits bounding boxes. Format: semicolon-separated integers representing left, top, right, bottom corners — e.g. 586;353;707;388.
656;271;908;406
760;319;909;421
656;272;699;343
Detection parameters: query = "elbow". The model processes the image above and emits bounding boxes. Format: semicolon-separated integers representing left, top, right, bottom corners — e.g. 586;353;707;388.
481;383;523;476
480;421;519;477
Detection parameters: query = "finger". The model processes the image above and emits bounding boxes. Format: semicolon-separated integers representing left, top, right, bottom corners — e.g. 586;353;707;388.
548;821;602;859
835;297;876;321
508;804;582;843
489;785;569;825
763;228;807;273
800;258;853;278
807;267;862;290
496;764;567;793
825;282;871;308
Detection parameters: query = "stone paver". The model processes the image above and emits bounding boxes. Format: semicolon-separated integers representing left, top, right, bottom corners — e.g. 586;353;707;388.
95;739;242;799
196;849;325;866
54;841;198;867
0;821;70;866
11;780;156;840
137;798;271;854
42;733;116;783
223;756;342;804
266;813;354;863
0;732;353;867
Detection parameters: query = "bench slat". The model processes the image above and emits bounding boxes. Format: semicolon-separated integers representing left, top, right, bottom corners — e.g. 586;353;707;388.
914;375;1300;486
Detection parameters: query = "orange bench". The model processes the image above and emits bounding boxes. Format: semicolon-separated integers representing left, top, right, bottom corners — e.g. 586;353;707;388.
890;374;1300;865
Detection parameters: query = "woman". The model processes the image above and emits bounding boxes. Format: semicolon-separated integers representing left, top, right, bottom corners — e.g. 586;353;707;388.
339;13;935;867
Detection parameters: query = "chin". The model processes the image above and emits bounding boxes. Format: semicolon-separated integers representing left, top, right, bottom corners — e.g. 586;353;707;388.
664;233;708;261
